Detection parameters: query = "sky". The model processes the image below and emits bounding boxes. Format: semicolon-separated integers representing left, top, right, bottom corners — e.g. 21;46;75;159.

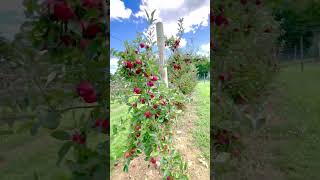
0;0;25;40
110;0;210;74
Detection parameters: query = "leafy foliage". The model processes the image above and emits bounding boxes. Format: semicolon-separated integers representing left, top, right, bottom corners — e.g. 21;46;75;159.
193;55;210;78
1;0;109;179
166;19;198;95
167;53;198;95
212;0;281;159
274;0;320;54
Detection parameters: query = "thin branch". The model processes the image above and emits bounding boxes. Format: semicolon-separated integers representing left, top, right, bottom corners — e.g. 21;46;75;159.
32;78;55;111
0;114;35;121
59;105;100;113
102;0;107;18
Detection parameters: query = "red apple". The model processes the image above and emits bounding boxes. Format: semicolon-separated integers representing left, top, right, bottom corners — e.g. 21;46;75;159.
144;111;152;118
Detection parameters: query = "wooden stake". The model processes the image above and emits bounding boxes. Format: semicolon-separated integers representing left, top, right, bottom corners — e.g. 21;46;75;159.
156;22;168;87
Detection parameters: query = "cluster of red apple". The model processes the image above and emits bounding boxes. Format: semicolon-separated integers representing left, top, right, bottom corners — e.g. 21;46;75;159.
94;118;110;134
121;47;171;121
167;39;184;71
172;39;180;50
218;72;233;82
71;119;110;144
71;121;110;144
122;43;155;76
132;85;168;120
165;38;180;52
217;72;248;105
123;125;141;158
76;80;98;103
72;131;86;145
212;0;272;34
214;129;240;145
45;0;104;49
73;80;109;144
213;128;241;158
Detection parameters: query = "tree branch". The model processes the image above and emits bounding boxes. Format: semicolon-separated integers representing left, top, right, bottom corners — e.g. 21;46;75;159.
58;105;100;113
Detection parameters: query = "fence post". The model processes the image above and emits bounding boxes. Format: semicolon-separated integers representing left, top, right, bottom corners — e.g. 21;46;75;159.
318;41;320;62
294;45;297;61
300;36;304;72
156;22;169;88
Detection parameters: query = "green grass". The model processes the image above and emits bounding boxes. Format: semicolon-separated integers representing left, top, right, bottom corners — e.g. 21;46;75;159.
0;124;70;180
0;108;101;180
110;102;130;168
192;81;210;159
271;62;320;180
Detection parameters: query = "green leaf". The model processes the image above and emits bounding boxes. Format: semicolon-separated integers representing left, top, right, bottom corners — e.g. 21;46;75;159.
56;141;73;166
84;8;99;19
47;25;59;48
163;169;169;178
144;9;150;20
33;171;39;180
86;40;100;59
45;71;57;88
39;111;60;130
151;10;156;22
112;125;118;135
30;121;40;136
92;164;108;180
0;130;14;136
136;149;142;154
51;130;70;140
184;162;188;170
16;120;34;133
123;163;129;173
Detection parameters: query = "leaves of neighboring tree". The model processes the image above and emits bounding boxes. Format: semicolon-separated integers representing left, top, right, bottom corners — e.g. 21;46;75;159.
39;111;60;130
123;163;129;173
0;130;14;136
92;164;108;180
150;10;157;23
30;120;41;136
145;9;157;25
56;141;73;166
275;0;320;50
51;130;70;140
44;71;57;88
33;171;39;180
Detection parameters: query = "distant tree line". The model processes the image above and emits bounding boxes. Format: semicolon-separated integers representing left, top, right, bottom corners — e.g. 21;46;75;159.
272;0;320;57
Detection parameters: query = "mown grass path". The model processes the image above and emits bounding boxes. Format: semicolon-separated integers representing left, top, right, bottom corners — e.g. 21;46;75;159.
269;62;320;179
219;62;320;180
0;109;102;180
0;125;69;180
173;81;210;179
192;81;210;159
